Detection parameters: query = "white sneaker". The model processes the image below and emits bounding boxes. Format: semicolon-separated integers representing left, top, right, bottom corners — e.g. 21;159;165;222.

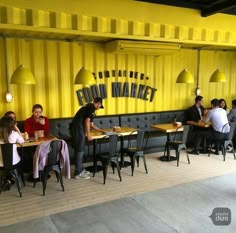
84;169;90;175
75;170;90;180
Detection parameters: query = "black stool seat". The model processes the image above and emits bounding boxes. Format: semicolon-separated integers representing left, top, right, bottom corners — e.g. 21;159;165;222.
0;143;24;197
33;140;65;195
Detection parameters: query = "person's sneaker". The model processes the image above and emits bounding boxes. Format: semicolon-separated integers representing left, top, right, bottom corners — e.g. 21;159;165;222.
215;150;220;155
227;146;233;153
188;149;199;155
75;170;90;180
2;179;11;191
83;169;90;175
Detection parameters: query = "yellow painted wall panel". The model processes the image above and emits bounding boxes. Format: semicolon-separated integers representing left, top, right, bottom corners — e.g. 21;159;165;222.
56;42;72;117
0;38;236;120
1;2;236;47
26;9;38;26
12;7;26;25
133;21;145;36
198;50;236;108
96;17;111;33
1;0;235;33
188;27;201;41
38;10;50;27
0;0;236;121
5;7;13;24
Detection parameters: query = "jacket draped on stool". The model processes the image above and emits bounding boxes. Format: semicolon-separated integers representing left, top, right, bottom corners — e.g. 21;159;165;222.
33;140;71;178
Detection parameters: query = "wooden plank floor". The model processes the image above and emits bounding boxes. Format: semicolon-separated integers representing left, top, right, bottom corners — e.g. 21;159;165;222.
1;151;236;227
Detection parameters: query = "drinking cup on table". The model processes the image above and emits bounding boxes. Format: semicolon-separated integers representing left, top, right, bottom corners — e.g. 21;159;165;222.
24;132;29;140
34;131;39;140
173;121;182;127
113;126;121;132
38;130;44;138
115;126;121;132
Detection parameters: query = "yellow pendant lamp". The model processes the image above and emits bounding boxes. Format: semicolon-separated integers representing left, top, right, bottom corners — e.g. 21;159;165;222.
74;67;95;85
10;65;36;84
209;69;226;82
176;69;194;83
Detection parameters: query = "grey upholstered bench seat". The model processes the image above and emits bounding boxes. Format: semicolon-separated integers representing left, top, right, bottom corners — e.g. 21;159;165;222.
17;110;185;162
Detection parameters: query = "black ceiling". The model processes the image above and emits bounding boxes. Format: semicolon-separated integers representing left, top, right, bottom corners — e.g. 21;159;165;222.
135;0;236;17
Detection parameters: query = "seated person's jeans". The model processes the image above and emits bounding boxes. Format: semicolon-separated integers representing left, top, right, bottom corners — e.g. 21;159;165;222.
194;129;228;152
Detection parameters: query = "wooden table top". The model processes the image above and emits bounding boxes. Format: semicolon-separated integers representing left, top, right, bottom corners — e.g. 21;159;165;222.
151;123;184;133
18;135;58;147
90;127;137;139
186;121;211;128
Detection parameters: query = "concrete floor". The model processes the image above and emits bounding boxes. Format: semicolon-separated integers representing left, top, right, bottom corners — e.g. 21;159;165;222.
1;172;236;233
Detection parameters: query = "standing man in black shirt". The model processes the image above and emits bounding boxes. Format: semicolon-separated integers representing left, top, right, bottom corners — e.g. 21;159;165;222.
70;97;106;179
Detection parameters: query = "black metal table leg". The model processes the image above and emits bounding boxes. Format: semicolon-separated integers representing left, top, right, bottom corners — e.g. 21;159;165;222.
159;133;176;162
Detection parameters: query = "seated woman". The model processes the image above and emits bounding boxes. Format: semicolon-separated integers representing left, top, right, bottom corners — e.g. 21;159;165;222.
0;116;24;165
0;116;25;189
4;111;16;120
4;111;22;133
219;99;227;111
24;104;50;137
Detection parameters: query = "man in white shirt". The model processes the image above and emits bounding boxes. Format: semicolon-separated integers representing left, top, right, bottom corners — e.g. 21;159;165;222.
189;99;230;155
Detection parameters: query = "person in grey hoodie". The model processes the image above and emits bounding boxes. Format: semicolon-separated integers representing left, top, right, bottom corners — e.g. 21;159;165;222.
227;99;236;122
227;99;236;148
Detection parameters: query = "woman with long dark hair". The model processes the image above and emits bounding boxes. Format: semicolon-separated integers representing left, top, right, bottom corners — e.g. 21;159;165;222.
0;116;24;190
0;116;24;167
219;99;227;111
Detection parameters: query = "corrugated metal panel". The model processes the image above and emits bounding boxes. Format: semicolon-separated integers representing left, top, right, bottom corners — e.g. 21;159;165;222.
199;50;236;108
1;4;236;47
0;38;236;120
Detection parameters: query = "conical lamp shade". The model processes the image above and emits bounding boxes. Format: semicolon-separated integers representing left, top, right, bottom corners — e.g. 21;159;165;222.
176;69;194;83
10;65;36;84
74;67;95;85
209;69;226;82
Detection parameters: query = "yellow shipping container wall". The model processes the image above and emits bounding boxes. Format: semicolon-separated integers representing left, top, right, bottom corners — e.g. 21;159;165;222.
0;37;236;120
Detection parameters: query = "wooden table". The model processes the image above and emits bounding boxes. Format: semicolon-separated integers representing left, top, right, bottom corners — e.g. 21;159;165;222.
90;127;137;139
186;121;211;153
17;135;58;181
151;123;184;161
18;135;58;147
186;121;211;128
